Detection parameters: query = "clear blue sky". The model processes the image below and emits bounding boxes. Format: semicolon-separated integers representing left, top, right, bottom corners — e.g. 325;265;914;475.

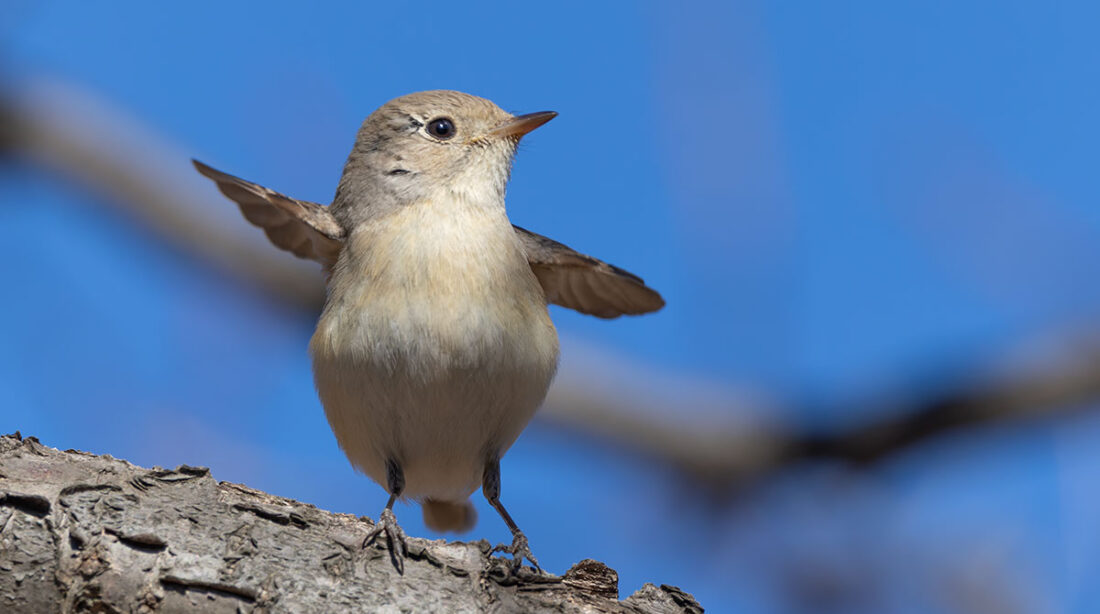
3;2;1100;611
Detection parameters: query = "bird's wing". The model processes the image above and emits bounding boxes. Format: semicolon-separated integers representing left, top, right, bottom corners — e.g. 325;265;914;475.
513;225;665;318
192;159;663;317
192;159;345;267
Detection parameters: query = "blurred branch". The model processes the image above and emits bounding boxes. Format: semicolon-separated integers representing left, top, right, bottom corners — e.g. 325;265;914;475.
0;79;325;312
4;78;1100;498
786;350;1100;466
550;342;1100;493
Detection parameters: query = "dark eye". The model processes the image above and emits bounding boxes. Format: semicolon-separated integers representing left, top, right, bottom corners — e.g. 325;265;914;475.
427;117;455;139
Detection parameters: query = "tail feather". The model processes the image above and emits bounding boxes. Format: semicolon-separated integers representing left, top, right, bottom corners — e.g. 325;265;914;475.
422;499;477;533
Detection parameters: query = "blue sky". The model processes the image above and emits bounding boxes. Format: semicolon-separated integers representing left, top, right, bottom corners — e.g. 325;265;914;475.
4;1;1100;612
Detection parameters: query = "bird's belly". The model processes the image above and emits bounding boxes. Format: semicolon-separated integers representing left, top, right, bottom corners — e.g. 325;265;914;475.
309;218;559;500
312;305;558;500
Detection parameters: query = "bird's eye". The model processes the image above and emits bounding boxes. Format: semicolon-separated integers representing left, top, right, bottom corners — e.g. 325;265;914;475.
426;117;455;140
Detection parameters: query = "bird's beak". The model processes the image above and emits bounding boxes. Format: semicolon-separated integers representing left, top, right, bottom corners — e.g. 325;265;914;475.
488;111;558;139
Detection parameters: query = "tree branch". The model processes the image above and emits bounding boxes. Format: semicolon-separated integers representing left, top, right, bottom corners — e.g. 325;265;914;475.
0;433;702;613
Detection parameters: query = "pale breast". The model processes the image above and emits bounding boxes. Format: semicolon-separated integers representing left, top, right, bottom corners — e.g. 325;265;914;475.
315;196;557;369
309;196;560;499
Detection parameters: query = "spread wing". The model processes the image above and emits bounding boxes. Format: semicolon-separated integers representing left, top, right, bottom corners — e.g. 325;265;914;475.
192;159;345;268
513;225;665;318
193;159;664;318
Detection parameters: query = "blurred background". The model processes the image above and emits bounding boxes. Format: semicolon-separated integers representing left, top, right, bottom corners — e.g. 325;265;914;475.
3;1;1099;612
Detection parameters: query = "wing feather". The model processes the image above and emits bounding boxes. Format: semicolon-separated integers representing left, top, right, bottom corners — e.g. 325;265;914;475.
512;225;665;318
192;159;345;267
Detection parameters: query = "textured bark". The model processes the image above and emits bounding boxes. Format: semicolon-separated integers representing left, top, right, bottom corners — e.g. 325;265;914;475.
0;433;702;613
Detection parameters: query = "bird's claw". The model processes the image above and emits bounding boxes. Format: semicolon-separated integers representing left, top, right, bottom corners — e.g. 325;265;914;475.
363;508;408;574
491;531;541;573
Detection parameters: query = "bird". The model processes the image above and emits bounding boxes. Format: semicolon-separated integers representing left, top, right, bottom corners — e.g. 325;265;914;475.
192;90;664;573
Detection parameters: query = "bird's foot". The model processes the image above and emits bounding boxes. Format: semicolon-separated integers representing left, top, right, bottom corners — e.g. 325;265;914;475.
491;530;541;574
363;508;408;574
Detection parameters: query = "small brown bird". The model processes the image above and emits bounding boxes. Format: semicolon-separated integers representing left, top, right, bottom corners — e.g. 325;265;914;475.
193;90;664;573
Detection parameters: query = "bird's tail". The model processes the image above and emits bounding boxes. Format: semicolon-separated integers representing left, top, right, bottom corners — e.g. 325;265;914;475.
422;499;477;533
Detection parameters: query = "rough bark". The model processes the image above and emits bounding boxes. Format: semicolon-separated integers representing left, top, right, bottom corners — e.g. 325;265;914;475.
0;433;703;613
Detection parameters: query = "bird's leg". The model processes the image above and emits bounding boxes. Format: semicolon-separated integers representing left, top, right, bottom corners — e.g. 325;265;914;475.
363;459;408;574
483;458;541;573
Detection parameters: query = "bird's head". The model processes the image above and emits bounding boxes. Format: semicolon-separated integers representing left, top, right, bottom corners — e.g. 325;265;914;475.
334;90;555;222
